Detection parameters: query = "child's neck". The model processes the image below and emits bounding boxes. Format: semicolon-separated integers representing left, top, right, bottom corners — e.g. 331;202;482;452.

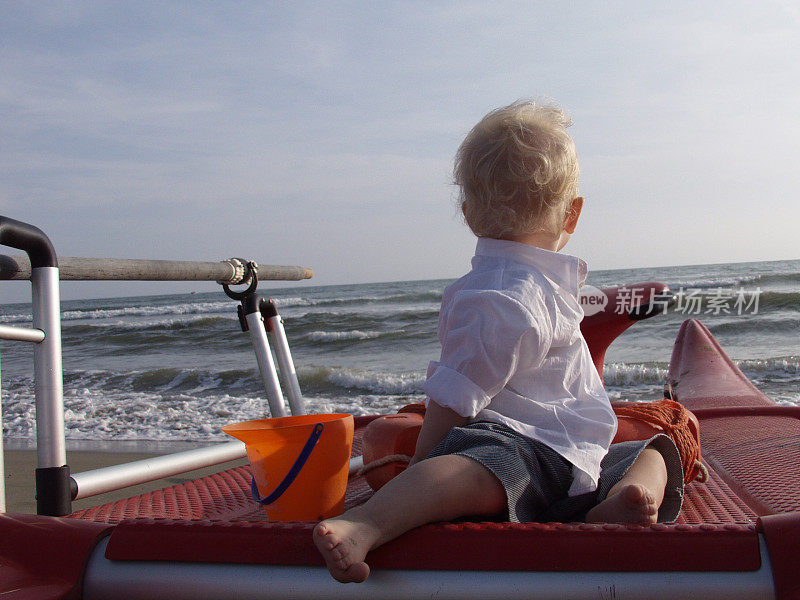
506;229;569;252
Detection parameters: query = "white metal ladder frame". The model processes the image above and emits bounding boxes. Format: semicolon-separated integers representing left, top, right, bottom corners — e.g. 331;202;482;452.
0;215;311;515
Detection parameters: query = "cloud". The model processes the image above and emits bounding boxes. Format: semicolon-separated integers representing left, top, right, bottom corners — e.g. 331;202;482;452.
1;1;799;305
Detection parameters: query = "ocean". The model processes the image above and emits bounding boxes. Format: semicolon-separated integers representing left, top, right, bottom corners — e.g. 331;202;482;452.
1;259;798;446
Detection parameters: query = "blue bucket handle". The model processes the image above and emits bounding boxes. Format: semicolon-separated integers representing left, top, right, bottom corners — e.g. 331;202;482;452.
250;422;324;506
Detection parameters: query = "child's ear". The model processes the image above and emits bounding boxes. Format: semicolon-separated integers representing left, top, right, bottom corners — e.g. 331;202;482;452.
564;197;584;234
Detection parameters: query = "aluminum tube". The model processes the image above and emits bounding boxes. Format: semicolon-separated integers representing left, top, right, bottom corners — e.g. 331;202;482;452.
82;536;776;600
31;267;66;469
72;441;247;500
245;312;288;418
0;324;45;343
1;254;313;282
266;315;306;415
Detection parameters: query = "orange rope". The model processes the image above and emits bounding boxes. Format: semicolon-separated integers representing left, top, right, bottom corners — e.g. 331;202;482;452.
611;399;705;484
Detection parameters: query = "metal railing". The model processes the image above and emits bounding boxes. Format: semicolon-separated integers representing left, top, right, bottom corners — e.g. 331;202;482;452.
0;215;314;515
0;254;313;283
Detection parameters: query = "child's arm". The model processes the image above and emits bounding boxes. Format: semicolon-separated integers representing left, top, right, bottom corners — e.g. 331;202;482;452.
409;400;468;465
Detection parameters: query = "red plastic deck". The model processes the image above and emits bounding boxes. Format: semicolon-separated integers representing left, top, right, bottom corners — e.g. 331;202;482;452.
670;319;800;516
103;517;761;573
53;319;799;584
0;514;112;600
66;423;768;574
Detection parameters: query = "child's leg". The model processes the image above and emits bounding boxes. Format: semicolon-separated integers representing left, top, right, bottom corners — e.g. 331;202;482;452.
585;447;667;524
313;453;506;583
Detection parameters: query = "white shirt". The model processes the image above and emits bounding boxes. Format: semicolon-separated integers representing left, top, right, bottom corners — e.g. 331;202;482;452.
422;238;617;496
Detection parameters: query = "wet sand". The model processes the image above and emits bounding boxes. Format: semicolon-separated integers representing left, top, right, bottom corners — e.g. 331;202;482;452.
2;446;248;514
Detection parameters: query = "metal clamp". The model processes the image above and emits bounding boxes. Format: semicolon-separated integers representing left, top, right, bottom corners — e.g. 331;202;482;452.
222;259;259;300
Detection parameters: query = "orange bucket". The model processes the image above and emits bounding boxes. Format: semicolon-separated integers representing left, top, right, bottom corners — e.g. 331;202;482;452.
222;413;354;521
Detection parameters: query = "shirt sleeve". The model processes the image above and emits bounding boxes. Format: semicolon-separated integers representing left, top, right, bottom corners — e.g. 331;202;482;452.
422;289;548;418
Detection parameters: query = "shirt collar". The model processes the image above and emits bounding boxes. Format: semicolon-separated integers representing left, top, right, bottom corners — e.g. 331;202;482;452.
475;237;588;294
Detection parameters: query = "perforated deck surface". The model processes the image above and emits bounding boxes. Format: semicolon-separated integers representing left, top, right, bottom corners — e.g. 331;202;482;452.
695;414;800;515
669;319;800;517
69;417;377;524
69;417;761;526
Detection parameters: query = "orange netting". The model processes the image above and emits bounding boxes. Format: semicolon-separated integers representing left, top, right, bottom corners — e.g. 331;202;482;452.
611;399;705;484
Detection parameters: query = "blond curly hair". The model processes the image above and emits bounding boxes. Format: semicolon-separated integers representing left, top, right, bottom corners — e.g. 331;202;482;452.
454;99;580;238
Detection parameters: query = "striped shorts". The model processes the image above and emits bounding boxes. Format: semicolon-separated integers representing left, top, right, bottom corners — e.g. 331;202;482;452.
426;421;684;523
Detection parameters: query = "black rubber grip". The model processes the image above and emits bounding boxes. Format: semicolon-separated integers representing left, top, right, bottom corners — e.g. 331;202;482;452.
0;215;58;268
35;465;72;516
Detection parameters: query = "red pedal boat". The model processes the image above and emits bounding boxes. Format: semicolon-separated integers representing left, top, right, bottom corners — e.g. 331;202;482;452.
1;216;798;599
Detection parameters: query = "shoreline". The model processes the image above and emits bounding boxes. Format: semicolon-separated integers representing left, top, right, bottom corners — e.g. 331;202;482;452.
3;438;216;453
2;443;248;515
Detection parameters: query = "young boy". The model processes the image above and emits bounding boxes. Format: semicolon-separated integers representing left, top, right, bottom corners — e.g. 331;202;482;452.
314;99;683;583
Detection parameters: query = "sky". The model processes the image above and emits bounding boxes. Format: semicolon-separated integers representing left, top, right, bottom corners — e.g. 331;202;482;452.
2;1;799;303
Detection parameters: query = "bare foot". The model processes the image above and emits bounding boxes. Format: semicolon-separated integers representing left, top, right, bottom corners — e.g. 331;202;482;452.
585;484;659;524
313;518;377;583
